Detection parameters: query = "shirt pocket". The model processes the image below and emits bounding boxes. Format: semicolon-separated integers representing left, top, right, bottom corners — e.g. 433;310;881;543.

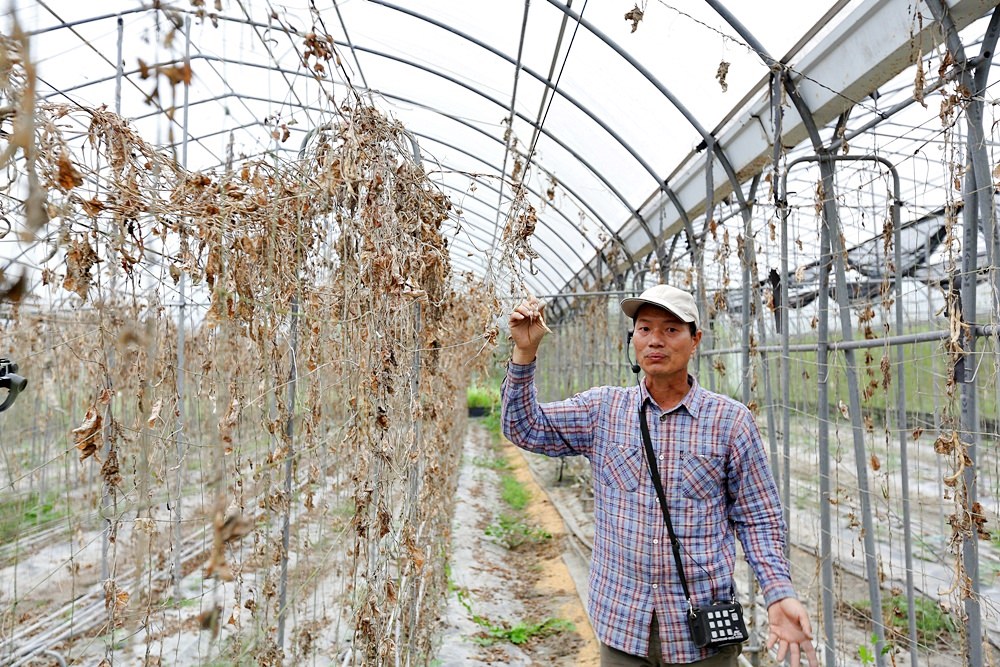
681;454;726;499
599;445;643;491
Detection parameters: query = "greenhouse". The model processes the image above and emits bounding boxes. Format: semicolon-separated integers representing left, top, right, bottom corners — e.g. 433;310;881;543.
0;0;998;665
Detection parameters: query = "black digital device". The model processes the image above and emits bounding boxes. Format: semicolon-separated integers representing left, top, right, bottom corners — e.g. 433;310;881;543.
688;600;749;648
0;357;27;412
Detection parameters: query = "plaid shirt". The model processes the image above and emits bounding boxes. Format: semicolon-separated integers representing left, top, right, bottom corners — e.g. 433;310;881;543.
501;361;796;663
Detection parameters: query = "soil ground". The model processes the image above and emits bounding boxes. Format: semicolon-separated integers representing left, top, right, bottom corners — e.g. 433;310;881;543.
433;421;599;666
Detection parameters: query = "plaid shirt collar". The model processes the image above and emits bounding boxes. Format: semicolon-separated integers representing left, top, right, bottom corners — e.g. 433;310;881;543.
639;374;704;418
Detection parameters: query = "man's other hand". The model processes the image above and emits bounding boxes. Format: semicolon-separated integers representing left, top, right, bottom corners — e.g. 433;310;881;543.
766;597;819;667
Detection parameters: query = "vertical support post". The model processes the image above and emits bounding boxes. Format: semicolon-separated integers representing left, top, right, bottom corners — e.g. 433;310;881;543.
101;12;127;588
114;17;123;116
817;154;888;666
886;166;920;667
405;300;423;665
702;141;716;392
958;144;983;667
772;66;792;542
277;126;328;650
171;15;192;605
922;4;993;663
276;292;298;650
813;174;837;667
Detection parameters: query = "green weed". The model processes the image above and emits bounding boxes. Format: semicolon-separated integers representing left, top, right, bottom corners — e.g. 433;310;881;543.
858;633;891;666
499;474;530;510
0;492;65;543
481;409;503;441
473;454;512;471
484;513;551;550
467;385;500;410
455;587;574;646
852;595;956;645
476;617;575;646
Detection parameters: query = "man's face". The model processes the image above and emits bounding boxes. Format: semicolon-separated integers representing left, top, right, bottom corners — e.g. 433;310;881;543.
632;304;701;379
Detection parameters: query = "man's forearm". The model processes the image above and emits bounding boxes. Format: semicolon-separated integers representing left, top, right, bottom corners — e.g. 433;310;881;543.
511;344;537;365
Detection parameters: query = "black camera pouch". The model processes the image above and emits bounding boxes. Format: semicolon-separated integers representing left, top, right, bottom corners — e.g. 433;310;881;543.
688;600;749;648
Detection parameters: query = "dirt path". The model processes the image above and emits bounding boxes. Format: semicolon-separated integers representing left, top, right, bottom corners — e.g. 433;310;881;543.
434;421;599;666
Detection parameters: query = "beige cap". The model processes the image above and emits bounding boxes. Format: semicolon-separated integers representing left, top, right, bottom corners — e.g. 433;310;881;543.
620;284;700;330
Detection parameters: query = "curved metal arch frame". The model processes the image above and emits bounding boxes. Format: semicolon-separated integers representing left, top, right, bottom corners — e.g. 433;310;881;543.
367;89;639;269
109;52;640;281
405;129;607;276
437;191;568;297
365;0;664;260
423;151;601;285
33;8;650;293
542;0;760;249
335;43;651;263
434;179;592;285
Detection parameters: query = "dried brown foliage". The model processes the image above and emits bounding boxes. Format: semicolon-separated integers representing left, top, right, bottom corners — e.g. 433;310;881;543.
0;30;504;662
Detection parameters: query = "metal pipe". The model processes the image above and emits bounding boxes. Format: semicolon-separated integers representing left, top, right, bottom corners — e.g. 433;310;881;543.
490;0;533;262
773;66;792;551
702;140;716;392
277;127;326;649
923;4;987;663
818;153;888;665
888;155;919;666
171;13;193;607
813;166;838;667
701;328;954;356
368;0;663;257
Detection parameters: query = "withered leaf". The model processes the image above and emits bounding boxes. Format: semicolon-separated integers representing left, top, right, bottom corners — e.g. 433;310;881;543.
0;270;28;303
72;406;103;461
218;513;252;544
624;4;643;32
63;238;100;300
158;62;193;87
57;153;83;191
82;197;104;217
147;398;163;428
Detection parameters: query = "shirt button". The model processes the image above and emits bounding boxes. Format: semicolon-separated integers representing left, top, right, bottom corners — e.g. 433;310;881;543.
659;413;667;422
658;454;664;461
651;583;658;589
653;539;659;545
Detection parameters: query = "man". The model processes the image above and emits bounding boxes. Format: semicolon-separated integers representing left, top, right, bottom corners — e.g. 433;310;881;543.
501;284;818;667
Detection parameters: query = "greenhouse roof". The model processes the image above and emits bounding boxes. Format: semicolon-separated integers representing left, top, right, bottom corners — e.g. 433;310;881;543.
4;0;1000;315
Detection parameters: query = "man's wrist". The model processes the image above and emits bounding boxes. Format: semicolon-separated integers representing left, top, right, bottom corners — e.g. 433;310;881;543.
511;347;537;365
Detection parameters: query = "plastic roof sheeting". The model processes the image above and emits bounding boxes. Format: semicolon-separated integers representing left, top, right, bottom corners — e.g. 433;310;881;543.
5;0;1000;307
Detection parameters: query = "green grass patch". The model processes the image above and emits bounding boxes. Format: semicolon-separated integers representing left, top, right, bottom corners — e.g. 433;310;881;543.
481;410;503;441
850;594;957;645
473;454;512;471
456;588;574;646
0;491;65;543
484;513;552;550
476;617;575;646
499;473;530;510
467;384;500;410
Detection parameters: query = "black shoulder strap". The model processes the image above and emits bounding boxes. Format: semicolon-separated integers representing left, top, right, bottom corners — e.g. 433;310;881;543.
639;401;694;610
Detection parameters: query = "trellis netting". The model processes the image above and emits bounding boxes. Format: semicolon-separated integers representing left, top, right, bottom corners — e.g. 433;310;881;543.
0;27;514;665
535;139;1000;667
